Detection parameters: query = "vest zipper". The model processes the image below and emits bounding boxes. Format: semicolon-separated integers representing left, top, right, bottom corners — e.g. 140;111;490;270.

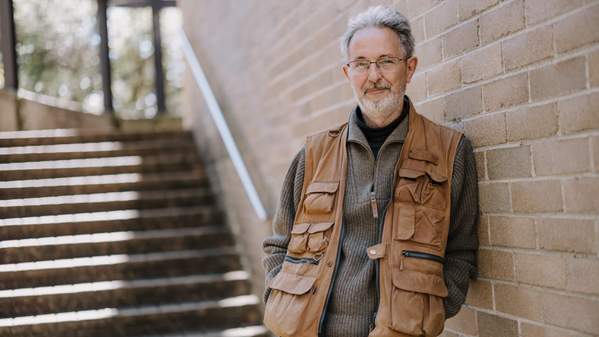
402;250;445;264
284;255;321;265
318;220;345;337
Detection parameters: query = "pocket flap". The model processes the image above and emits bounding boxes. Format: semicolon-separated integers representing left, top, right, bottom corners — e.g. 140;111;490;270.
398;168;426;179
291;223;311;234
306;181;339;194
409;150;438;164
395;205;415;240
398;167;447;183
308;222;334;234
270;271;316;295
392;269;448;297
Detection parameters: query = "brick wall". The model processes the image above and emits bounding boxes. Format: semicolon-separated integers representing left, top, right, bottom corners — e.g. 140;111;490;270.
180;0;599;336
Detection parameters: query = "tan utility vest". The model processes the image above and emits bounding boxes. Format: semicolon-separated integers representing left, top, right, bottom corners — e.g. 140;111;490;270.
264;104;463;337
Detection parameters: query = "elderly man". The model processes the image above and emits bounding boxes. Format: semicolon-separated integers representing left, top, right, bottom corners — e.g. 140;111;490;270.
262;6;478;337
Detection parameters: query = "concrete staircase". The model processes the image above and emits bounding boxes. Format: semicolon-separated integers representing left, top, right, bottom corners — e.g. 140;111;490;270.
0;129;266;337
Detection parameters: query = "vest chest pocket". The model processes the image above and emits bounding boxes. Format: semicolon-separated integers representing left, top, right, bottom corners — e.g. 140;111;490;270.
393;203;445;248
303;181;339;216
288;222;335;256
396;168;447;211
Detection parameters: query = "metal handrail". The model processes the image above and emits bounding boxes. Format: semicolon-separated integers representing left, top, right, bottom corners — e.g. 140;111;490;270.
179;30;268;221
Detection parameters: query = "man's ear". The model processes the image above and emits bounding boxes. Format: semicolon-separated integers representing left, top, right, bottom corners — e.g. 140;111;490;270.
342;64;350;80
406;56;418;83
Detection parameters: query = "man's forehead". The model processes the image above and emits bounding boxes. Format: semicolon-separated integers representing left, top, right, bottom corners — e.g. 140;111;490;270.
347;26;404;59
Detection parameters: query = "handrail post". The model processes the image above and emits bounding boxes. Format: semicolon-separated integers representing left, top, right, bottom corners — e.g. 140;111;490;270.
97;0;115;119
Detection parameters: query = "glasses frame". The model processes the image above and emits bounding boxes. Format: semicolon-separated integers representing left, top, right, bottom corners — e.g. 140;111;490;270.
345;56;407;75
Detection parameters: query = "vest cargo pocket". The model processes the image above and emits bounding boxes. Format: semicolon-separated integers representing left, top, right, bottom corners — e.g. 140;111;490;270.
307;222;334;253
393;202;444;249
396;168;447;210
390;261;448;337
288;223;310;255
264;271;317;337
303;181;339;215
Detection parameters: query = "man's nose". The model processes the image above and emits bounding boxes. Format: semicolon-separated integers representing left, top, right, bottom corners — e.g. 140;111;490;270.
367;63;382;81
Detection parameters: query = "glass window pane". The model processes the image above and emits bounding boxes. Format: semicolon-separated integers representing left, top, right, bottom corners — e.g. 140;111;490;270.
108;7;155;119
160;7;183;116
13;0;103;113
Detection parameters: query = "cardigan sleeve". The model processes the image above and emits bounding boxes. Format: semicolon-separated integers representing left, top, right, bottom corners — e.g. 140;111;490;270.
261;147;305;303
443;136;480;318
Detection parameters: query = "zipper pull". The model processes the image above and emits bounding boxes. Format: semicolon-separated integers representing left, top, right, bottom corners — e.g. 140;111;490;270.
400;251;406;270
370;191;379;219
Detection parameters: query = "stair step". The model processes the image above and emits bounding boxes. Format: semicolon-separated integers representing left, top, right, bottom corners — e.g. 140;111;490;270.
0;248;242;289
0;227;233;263
0;129;193;147
144;326;269;337
0;171;208;199
0;295;261;337
0;138;197;163
0;207;225;240
0;271;252;317
0;153;203;180
0;188;214;218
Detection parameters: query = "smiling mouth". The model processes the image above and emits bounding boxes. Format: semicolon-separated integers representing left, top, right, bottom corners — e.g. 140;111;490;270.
365;88;388;95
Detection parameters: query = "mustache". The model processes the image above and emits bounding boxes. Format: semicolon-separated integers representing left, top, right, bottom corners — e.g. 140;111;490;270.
363;82;391;92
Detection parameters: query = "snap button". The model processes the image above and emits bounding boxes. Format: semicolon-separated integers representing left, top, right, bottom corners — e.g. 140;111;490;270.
369;249;376;255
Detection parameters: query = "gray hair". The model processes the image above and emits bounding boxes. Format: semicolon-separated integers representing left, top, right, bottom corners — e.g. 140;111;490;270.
340;6;414;61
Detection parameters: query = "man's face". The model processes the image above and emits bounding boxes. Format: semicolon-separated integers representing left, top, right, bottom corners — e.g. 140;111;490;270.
343;26;417;122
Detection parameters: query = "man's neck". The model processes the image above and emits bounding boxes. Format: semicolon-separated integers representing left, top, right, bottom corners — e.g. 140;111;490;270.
362;100;404;128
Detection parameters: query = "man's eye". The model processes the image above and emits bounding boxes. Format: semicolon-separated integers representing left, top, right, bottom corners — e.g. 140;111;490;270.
378;59;395;65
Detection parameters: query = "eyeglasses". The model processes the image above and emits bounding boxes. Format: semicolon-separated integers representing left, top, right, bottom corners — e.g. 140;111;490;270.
346;56;406;74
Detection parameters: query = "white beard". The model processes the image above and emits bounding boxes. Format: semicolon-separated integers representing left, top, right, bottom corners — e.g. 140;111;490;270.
355;89;403;121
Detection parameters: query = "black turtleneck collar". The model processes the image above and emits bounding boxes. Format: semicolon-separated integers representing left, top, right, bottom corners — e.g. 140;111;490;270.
355;95;410;159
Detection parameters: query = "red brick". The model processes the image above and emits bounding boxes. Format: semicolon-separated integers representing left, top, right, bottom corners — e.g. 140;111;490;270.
566;256;599;294
425;0;459;37
427;60;461;95
483;73;529;112
563;177;599;213
530;57;586;101
489;215;536;248
464;112;506;147
506;104;558;141
477;312;518;337
524;0;586;25
480;0;525;45
542;291;599;334
487;145;532;179
495;283;543;321
558;92;599;135
590;49;599;88
502;25;553;71
406;0;442;18
406;72;426;103
554;3;599;53
445;86;483;120
478;248;514;280
537;217;596;253
443;19;479;58
511;180;563;213
458;0;499;20
521;322;591;337
474;151;487;181
515;252;566;288
445;306;478;336
594;136;599;172
532;137;590;176
478;214;491;245
466;279;493;309
479;182;511;213
417;39;443;69
461;43;503;83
